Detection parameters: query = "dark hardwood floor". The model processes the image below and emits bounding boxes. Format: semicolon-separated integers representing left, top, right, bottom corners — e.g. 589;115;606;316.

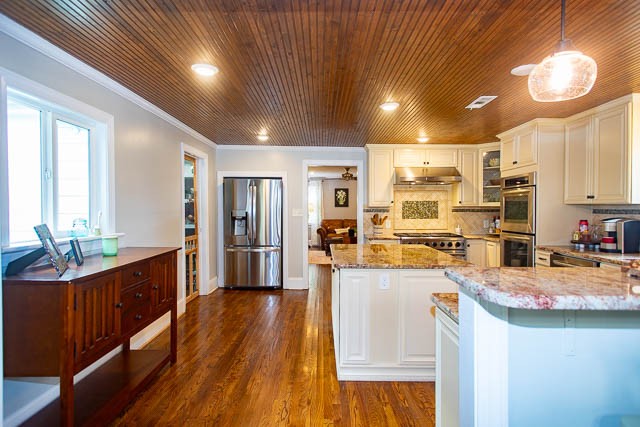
112;265;435;426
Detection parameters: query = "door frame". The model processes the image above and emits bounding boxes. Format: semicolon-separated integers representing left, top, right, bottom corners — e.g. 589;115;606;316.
301;159;363;290
180;143;211;311
217;170;289;288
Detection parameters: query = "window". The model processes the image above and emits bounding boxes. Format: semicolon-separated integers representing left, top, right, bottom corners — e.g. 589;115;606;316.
2;83;111;247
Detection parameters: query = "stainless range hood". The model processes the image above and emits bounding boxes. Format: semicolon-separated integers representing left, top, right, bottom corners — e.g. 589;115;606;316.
394;167;462;185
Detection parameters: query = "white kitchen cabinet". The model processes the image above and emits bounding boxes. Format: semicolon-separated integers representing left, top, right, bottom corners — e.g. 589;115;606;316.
485;240;500;267
435;308;459;427
454;149;478;206
333;268;457;380
394;148;457;167
535;249;551;267
367;146;394;206
564;96;638;204
465;239;486;267
499;123;538;173
479;144;501;205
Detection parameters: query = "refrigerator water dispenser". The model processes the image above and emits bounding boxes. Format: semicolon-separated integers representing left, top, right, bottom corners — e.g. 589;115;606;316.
231;210;247;236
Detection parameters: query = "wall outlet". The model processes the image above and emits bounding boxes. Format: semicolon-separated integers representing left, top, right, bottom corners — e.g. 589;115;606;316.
386;220;391;229
379;273;390;290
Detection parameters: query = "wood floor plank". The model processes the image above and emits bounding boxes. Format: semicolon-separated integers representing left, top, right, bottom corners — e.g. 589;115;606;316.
112;265;435;426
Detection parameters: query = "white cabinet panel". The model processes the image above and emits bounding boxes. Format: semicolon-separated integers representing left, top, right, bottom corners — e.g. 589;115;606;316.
500;138;515;170
499;123;538;174
398;270;456;365
535;250;551;267
516;127;537;167
435;310;459;427
367;147;394;206
486;241;499;267
564;117;592;203
428;149;458;167
394;148;427;167
466;239;486;267
593;105;628;203
456;149;478;206
339;271;370;364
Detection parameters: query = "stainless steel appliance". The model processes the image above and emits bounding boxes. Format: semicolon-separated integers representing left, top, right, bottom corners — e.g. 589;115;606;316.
601;218;640;253
223;177;282;288
550;253;599;268
395;167;462;185
394;232;466;258
500;173;536;235
501;231;535;267
500;173;536;266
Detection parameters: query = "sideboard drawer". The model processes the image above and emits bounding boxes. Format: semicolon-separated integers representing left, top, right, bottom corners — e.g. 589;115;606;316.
121;281;152;336
121;262;151;289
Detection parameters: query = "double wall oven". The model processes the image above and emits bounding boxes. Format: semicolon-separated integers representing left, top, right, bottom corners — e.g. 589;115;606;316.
500;173;536;267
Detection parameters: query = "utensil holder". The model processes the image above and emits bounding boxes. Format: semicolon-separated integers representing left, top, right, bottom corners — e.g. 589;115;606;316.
373;225;383;235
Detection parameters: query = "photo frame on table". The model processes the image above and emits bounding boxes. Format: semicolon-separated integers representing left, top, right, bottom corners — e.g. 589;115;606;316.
69;238;84;265
34;224;68;277
335;188;349;207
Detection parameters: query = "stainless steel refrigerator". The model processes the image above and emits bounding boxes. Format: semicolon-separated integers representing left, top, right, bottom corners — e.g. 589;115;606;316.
223;177;282;288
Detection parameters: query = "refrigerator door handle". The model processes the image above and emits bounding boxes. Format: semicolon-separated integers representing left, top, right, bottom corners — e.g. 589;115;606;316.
247;182;253;244
251;183;257;246
225;246;280;253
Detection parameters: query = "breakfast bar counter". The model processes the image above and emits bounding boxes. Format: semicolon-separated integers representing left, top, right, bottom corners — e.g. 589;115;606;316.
331;243;469;269
443;265;640;427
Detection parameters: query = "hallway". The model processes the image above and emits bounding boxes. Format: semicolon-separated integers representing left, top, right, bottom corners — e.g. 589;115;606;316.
113;265;435;425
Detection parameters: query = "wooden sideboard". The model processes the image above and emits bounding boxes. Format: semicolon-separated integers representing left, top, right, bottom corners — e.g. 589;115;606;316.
3;247;179;426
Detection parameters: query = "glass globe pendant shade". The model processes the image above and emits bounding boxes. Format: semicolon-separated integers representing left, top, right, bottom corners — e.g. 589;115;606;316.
528;48;597;102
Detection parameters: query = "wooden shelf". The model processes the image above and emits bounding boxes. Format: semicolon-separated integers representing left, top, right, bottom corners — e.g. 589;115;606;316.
23;350;170;426
483;165;500;170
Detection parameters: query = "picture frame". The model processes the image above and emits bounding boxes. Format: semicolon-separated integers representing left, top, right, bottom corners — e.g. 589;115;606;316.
69;238;84;266
34;224;68;277
335;188;349;207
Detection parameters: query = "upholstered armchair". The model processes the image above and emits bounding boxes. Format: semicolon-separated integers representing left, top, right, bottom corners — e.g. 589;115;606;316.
316;219;357;251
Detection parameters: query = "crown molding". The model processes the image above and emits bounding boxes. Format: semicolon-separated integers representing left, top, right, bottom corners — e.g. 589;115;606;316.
0;13;216;148
216;144;365;152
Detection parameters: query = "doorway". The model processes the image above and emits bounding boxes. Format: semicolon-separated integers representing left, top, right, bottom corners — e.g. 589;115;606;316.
184;154;199;303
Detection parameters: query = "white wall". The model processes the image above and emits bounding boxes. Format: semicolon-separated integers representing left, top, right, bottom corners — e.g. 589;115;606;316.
217;147;365;281
0;30;217;284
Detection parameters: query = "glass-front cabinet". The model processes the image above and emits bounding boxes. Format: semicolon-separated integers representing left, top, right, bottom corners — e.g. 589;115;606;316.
480;146;500;205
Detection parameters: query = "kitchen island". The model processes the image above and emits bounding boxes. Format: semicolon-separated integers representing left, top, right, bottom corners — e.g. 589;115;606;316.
445;266;640;427
330;244;468;381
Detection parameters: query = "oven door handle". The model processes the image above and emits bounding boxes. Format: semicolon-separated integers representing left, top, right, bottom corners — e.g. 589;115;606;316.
501;187;533;197
500;234;533;242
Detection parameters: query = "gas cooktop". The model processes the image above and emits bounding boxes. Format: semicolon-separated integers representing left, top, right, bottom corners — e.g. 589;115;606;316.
393;232;463;238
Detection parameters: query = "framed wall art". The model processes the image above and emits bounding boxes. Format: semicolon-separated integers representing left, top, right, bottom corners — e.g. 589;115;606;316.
335;188;349;207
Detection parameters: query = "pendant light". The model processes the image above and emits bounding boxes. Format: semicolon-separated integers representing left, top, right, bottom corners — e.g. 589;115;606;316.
341;167;354;181
528;0;597;102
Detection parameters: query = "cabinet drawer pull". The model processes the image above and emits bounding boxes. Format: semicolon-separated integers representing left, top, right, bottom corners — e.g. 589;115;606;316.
135;292;143;299
587;195;595;199
152;284;159;290
135;314;143;320
512;160;517;164
115;302;123;308
133;271;143;277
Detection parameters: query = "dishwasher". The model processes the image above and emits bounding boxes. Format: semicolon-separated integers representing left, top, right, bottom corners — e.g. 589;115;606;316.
550;253;600;268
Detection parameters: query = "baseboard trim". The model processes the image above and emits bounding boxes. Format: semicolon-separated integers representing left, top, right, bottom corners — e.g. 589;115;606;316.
202;276;218;295
285;276;307;290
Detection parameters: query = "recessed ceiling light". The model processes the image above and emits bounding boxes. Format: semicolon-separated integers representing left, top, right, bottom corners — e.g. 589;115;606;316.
417;136;429;143
257;134;269;141
379;101;400;111
191;63;219;76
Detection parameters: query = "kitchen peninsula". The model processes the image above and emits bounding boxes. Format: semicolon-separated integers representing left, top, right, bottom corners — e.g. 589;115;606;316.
445;266;640;427
330;243;468;381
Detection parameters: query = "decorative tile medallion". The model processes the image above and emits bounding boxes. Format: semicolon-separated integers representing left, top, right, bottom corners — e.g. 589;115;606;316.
402;201;438;219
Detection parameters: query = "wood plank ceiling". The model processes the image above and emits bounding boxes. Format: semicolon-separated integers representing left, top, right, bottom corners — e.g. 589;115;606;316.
1;1;639;146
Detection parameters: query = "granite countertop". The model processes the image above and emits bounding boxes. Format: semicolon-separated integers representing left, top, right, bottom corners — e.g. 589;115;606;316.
463;234;500;243
537;245;640;267
364;233;400;240
331;244;470;269
445;266;640;310
431;293;459;323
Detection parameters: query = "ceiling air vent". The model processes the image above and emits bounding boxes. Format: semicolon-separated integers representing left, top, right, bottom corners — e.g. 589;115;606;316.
465;96;497;110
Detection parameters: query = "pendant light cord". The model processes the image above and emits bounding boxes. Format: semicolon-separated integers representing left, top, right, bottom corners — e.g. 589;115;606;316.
560;0;566;41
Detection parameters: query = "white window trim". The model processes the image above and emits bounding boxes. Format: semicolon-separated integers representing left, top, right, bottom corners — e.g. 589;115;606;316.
0;66;115;248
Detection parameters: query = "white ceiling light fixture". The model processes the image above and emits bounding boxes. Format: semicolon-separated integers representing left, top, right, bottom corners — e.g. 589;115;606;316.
191;63;219;76
379;101;400;111
416;136;430;143
528;0;597;102
257;134;269;142
510;64;537;76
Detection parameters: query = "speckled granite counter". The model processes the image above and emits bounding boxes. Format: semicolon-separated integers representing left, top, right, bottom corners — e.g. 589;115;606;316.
431;293;459;323
364;233;400;241
445;266;640;310
331;244;470;269
463;234;500;243
537;244;640;267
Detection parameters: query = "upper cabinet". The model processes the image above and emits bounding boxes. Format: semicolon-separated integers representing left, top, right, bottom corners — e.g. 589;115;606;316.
564;95;639;204
499;123;538;173
367;146;394;207
394;148;457;167
479;145;501;205
453;143;500;207
455;149;478;206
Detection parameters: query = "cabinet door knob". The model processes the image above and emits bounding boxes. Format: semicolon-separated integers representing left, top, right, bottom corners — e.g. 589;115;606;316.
115;302;123;308
152;284;159;290
133;271;143;277
135;292;143;299
135;314;143;320
512;160;517;164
